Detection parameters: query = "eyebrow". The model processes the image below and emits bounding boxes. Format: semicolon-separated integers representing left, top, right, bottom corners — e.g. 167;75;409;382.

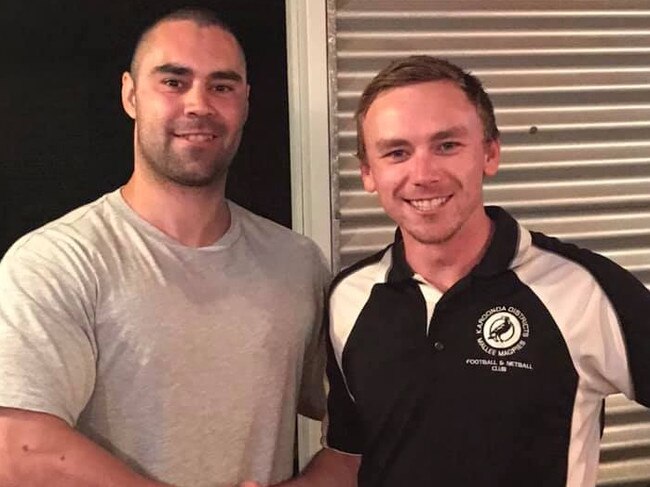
152;63;244;82
428;125;470;141
374;138;411;153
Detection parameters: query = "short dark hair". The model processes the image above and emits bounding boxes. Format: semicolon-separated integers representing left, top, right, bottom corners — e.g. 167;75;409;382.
355;55;499;161
129;7;244;77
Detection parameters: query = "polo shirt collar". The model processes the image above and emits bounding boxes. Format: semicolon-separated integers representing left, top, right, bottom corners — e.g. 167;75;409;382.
472;206;520;277
387;232;411;283
386;206;521;284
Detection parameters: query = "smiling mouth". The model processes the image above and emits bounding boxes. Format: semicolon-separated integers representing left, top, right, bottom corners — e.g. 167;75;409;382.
407;196;451;211
174;133;218;142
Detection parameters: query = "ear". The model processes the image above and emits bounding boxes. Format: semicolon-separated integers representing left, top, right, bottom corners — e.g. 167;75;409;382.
121;71;137;120
483;139;500;177
360;161;377;193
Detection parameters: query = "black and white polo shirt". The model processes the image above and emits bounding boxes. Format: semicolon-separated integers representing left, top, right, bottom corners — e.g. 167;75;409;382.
325;206;650;487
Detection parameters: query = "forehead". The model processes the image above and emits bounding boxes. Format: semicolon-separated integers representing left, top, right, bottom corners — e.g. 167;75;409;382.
135;20;246;79
363;81;480;134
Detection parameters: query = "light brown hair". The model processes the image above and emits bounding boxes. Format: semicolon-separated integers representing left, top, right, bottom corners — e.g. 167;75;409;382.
355;55;499;161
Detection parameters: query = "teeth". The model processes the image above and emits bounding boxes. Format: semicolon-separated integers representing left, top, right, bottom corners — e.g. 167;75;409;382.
409;197;448;211
180;134;216;142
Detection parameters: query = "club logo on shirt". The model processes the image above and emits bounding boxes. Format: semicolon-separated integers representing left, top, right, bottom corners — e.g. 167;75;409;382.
476;306;529;357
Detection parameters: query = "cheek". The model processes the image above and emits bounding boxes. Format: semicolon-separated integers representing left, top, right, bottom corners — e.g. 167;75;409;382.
377;164;407;185
368;172;395;196
218;96;248;120
454;155;488;183
454;168;487;205
137;101;169;125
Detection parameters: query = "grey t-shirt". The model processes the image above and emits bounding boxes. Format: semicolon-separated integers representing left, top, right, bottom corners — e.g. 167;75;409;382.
0;189;328;486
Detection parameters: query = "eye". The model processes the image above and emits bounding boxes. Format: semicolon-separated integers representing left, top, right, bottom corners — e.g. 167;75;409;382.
437;141;462;154
162;78;184;89
210;83;234;93
382;149;409;162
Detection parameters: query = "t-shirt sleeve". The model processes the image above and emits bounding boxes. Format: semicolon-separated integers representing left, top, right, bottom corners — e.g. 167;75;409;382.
297;246;330;420
0;234;97;425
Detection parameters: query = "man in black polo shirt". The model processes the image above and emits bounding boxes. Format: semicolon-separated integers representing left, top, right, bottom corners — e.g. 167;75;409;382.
245;56;650;487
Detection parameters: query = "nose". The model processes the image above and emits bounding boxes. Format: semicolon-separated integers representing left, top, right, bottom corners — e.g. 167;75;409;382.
411;150;441;185
183;85;214;117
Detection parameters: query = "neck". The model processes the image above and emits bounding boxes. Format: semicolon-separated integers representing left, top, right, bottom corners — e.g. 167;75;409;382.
121;172;230;248
403;209;494;292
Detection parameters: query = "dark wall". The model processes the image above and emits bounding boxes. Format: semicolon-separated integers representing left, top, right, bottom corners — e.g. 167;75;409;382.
0;0;290;255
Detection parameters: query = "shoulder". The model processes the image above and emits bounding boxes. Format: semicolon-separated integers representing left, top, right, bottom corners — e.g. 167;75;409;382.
517;229;650;340
523;229;650;405
1;193;116;274
231;201;326;263
0;194;120;316
331;245;392;301
528;231;648;301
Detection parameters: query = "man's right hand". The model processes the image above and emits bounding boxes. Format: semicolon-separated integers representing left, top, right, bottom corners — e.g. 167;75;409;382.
244;448;360;487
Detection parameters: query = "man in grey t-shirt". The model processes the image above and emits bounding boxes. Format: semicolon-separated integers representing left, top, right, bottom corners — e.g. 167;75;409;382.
0;7;327;487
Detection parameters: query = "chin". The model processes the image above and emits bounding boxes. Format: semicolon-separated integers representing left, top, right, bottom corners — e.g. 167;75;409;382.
403;223;461;246
412;234;455;246
176;173;225;188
